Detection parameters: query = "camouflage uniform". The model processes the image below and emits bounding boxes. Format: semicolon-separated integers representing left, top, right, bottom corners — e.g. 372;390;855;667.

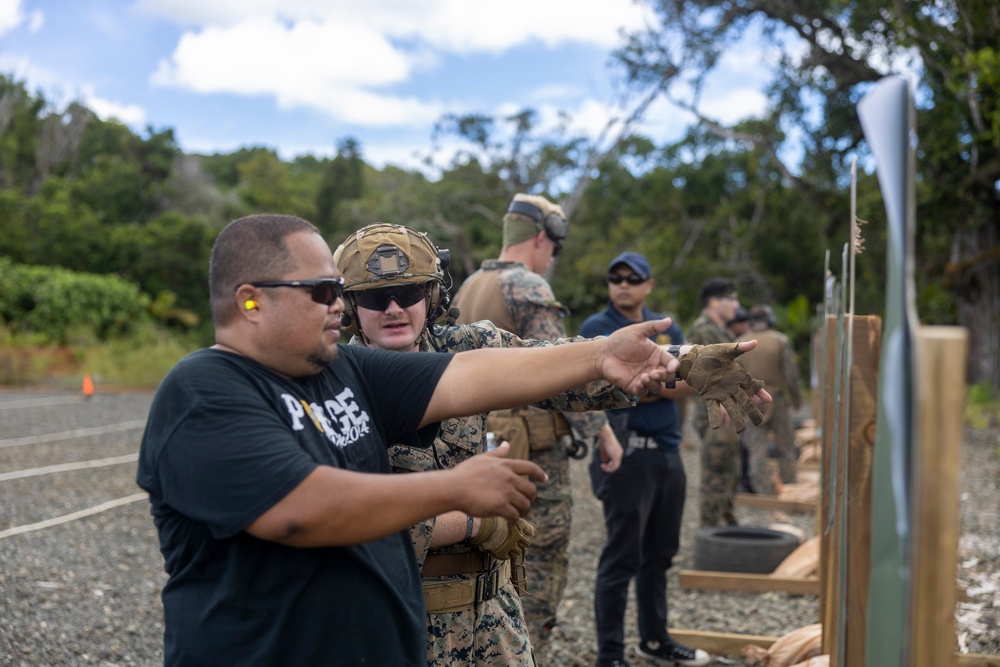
686;313;741;527
735;327;803;493
352;319;632;666
452;260;610;650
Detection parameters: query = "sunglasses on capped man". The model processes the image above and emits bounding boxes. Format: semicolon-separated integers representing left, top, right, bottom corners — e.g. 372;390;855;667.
244;278;345;306
606;273;648;285
353;282;429;311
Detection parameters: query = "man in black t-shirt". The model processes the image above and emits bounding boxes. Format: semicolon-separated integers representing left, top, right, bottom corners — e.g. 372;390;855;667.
138;214;728;667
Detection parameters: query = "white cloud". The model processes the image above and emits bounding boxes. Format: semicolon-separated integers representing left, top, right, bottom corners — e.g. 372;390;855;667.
136;0;653;52
0;0;23;35
80;88;147;126
140;1;654;128
701;88;768;126
0;54;147;127
151;16;443;127
363;140;436;172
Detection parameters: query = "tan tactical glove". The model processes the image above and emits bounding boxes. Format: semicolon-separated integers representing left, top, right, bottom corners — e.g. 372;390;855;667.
679;343;766;433
471;516;536;561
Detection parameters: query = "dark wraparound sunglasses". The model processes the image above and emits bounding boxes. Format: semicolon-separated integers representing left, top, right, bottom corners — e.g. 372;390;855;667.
353;282;429;311
607;273;647;285
244;278;345;305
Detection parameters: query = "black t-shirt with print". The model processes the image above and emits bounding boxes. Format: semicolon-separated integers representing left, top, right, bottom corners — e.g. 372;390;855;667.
137;344;451;666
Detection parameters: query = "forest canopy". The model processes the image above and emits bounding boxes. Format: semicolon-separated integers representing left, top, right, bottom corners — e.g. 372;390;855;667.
0;0;997;386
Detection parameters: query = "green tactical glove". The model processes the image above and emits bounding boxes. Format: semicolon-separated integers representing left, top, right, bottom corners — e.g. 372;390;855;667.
678;343;766;434
471;516;536;561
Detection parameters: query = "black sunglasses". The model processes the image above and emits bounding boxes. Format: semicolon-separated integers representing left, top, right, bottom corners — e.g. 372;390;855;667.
607;273;647;285
353;283;429;311
245;278;345;306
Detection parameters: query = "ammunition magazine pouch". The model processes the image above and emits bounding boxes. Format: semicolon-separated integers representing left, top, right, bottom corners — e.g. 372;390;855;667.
487;409;572;460
421;552;511;614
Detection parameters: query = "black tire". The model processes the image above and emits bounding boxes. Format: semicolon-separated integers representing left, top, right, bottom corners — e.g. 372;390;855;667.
693;527;800;574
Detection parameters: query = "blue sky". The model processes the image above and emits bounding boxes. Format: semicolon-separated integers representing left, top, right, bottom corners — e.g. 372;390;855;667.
1;0;775;173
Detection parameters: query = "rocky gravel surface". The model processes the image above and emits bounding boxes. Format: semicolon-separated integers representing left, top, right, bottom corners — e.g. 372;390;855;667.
0;388;997;666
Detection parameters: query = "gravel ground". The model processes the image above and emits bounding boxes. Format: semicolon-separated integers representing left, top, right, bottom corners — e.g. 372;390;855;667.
0;388;997;666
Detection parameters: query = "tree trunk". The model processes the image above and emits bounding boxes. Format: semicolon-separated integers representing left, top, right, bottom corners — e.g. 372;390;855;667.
951;226;1000;387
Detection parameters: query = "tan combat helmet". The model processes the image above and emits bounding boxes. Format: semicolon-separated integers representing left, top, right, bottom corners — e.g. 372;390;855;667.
334;223;453;335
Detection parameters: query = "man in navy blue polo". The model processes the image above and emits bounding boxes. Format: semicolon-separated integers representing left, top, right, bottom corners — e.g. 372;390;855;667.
579;252;710;667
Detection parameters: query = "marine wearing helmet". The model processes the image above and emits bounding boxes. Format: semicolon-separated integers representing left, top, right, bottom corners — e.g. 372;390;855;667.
333;223;455;342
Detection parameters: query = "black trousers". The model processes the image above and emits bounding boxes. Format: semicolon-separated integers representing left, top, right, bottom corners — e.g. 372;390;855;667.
590;446;687;662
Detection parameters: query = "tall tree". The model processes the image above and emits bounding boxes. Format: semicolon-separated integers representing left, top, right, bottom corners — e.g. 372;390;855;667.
619;0;1000;386
315;137;365;236
0;76;45;192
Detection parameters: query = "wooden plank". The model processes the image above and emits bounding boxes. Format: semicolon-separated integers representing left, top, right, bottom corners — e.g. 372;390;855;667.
911;327;968;667
734;493;816;514
678;569;819;595
668;628;778;656
842;315;881;667
955;655;1000;667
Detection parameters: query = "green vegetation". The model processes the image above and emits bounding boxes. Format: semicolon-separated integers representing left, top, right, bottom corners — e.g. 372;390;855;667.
1;1;998;389
0;320;199;387
966;381;1000;431
75;322;199;388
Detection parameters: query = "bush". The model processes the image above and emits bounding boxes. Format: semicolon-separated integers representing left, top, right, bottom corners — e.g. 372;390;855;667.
0;257;151;343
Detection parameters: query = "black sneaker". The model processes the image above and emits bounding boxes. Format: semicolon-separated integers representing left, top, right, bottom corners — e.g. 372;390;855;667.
635;638;711;666
595;660;631;667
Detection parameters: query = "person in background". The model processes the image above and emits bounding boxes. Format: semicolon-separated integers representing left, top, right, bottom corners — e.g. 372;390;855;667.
726;307;752;491
334;223;630;666
579;252;712;667
727;307;750;338
687;278;743;526
452;194;622;651
736;304;804;494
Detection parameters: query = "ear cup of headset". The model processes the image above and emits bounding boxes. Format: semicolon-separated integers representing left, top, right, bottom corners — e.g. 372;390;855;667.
340;297;360;336
428;282;449;323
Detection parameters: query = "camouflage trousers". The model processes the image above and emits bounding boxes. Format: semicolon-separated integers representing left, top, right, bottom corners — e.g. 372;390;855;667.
742;393;798;494
699;423;740;527
426;578;535;666
520;444;571;651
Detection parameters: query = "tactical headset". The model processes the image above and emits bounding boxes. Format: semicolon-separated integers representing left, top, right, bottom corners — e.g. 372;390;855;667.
506;200;568;245
334;224;456;337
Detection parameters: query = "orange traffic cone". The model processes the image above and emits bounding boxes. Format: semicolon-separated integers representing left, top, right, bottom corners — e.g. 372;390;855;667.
82;375;95;398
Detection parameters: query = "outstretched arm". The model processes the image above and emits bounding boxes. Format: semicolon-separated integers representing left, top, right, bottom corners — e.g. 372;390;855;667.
422;318;680;426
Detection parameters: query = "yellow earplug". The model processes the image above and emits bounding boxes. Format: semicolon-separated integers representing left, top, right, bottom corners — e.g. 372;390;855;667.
244;299;258;310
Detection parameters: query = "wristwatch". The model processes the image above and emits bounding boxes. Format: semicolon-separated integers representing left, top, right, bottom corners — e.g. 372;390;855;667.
666;345;682;388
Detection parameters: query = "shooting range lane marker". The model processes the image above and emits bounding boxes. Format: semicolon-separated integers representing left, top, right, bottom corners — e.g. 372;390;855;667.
0;453;138;482
0;395;86;410
0;420;147;449
0;492;148;541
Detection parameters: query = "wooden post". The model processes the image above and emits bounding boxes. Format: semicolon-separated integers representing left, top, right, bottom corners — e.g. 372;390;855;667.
911;326;968;667
819;315;880;665
841;315;881;666
819;315;840;654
